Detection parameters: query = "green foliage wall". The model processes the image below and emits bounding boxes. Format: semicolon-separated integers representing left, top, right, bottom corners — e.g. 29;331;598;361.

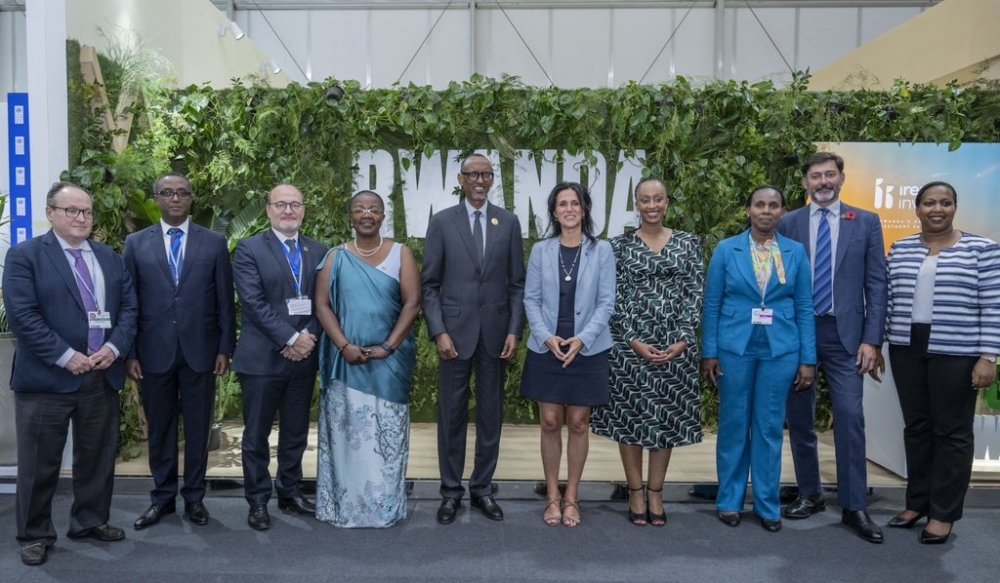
64;41;1000;446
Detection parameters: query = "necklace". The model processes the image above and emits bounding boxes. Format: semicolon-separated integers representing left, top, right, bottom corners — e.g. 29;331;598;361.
353;235;383;258
559;243;582;282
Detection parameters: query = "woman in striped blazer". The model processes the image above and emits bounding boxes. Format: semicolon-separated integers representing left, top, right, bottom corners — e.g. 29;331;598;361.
885;181;1000;545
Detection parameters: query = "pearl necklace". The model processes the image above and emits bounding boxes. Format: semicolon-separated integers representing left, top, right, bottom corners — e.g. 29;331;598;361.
353;235;383;258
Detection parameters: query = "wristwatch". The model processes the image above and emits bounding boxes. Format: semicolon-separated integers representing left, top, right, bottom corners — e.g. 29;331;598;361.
982;355;998;364
381;341;395;354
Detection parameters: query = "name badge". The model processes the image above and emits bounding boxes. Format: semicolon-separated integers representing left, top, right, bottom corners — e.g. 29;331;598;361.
287;296;312;316
89;311;112;329
751;308;774;326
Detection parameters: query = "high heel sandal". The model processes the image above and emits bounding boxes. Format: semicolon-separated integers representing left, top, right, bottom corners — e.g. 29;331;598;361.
646;486;666;527
561;499;581;527
542;497;562;527
627;486;647;526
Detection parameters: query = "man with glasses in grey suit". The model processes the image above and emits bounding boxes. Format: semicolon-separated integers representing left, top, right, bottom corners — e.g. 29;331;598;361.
422;153;526;525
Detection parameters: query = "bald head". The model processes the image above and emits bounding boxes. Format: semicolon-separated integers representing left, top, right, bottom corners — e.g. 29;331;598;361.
267;183;305;236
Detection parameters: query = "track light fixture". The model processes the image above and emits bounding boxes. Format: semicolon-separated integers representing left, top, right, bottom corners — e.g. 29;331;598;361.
217;21;245;40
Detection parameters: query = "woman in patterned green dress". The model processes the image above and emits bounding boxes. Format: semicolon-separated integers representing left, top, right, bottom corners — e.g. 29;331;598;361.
591;177;704;526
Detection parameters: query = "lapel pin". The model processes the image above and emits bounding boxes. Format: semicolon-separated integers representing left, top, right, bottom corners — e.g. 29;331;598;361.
491;218;499;226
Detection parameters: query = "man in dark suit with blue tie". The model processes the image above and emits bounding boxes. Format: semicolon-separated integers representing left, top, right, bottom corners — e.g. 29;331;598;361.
3;183;137;565
778;152;888;543
421;153;526;524
124;173;237;530
232;183;328;531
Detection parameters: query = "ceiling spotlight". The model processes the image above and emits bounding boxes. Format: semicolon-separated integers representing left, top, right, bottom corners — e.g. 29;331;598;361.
270;59;281;74
260;60;281;75
217;21;245;40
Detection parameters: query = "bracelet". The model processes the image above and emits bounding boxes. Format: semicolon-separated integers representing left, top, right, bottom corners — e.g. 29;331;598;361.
338;342;349;352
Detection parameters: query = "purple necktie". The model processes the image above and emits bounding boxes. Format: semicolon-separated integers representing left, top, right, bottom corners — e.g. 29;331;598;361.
67;248;104;354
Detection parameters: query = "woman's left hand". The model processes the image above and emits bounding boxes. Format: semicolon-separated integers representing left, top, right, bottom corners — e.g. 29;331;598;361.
972;358;998;390
559;337;585;369
793;364;815;392
359;346;390;360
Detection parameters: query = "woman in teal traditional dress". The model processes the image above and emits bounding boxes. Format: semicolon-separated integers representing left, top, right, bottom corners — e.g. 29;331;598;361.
591;177;704;527
314;191;421;528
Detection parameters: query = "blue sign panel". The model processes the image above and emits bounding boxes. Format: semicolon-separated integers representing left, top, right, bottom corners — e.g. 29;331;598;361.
7;93;31;244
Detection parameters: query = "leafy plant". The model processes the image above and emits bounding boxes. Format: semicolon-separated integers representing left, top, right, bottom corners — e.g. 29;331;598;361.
62;39;1000;436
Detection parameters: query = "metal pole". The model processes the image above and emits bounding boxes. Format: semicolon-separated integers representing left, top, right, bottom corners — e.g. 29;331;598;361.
714;0;725;80
470;0;476;77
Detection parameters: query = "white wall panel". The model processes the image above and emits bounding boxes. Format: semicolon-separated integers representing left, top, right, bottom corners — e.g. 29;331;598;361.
420;10;471;88
244;10;312;83
859;6;922;45
672;8;715;82
482;9;553;87
307;10;369;84
370;10;468;88
611;8;674;85
732;7;797;83
797;8;861;74
551;9;611;88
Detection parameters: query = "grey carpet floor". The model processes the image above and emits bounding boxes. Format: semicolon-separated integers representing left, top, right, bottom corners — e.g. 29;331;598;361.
1;483;997;583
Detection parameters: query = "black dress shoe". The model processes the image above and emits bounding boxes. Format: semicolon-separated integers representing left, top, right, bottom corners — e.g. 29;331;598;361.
758;515;782;533
471;495;504;521
887;511;927;529
185;502;210;526
919;528;951;545
278;496;316;516
68;523;125;542
718;512;741;527
20;542;49;566
248;504;271;531
437;498;461;525
842;510;884;544
784;494;826;519
134;503;176;530
778;485;800;504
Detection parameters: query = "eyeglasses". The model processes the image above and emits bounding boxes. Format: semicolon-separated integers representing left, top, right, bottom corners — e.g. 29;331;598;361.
269;201;305;211
155;189;193;199
461;171;494;182
51;206;94;219
350;207;384;217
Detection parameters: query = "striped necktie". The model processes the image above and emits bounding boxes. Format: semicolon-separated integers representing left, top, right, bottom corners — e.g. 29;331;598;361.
813;208;833;316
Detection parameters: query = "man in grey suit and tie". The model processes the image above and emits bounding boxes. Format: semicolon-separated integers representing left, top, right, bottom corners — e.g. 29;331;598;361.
232;183;327;530
3;183;137;565
778;152;888;543
421;153;526;524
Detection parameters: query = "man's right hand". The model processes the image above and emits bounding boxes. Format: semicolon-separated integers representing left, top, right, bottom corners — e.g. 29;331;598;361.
292;332;317;356
126;358;143;381
435;333;458;361
66;351;95;375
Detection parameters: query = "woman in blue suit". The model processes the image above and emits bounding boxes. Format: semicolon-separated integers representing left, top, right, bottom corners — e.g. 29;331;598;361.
701;185;816;532
522;182;616;528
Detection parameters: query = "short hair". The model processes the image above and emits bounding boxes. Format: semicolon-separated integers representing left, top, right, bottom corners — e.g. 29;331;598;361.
546;181;596;244
46;182;92;207
268;183;302;203
152;173;191;194
350;190;385;211
634;176;667;198
915;181;958;206
801;152;844;175
746;185;785;208
460;153;492;172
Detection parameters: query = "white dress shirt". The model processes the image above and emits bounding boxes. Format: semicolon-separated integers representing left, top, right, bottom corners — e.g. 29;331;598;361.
53;233;119;367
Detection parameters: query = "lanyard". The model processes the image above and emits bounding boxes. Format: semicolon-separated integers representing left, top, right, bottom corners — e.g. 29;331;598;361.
69;250;101;311
281;239;303;296
748;233;786;305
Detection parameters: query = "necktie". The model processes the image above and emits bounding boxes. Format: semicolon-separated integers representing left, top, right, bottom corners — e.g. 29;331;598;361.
472;211;484;265
284;239;301;278
814;208;833;316
167;227;184;285
67;248;104;354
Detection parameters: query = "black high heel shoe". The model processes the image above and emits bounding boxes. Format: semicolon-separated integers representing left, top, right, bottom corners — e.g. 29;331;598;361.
887;511;927;529
919;528;951;545
646;486;666;527
627;486;647;526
